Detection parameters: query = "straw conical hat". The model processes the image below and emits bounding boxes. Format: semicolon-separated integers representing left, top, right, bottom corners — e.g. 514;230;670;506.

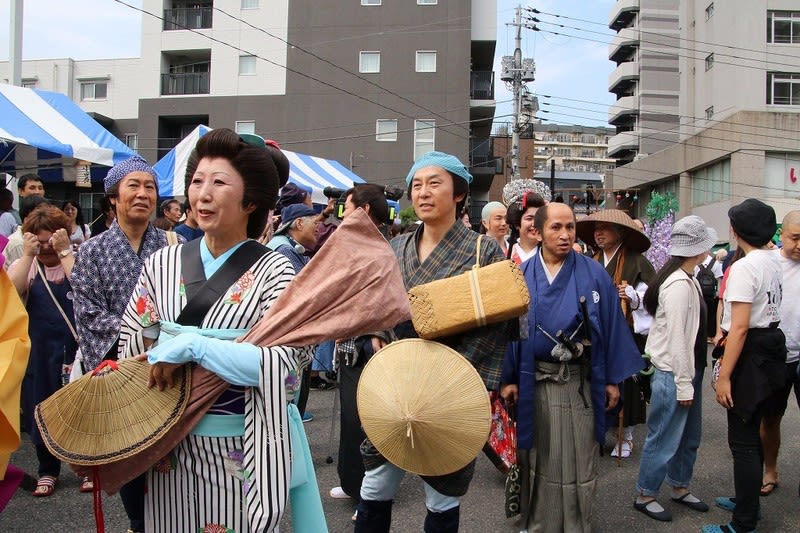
34;359;191;466
357;339;491;476
576;209;651;253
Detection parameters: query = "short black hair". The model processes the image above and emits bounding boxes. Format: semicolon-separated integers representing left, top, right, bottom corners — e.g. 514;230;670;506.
533;204;576;233
18;173;43;192
405;171;469;220
160;199;180;216
345;184;389;225
20;195;49;220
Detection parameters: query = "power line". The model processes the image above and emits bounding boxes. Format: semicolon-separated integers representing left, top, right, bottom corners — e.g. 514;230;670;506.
213;7;472;137
533;8;800;66
112;0;474;142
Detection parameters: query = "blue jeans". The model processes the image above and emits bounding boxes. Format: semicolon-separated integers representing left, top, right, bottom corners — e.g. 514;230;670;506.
312;340;334;372
360;462;460;512
636;368;704;496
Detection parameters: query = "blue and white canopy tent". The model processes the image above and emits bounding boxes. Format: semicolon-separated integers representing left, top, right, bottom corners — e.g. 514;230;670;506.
154;125;366;204
0;83;138;183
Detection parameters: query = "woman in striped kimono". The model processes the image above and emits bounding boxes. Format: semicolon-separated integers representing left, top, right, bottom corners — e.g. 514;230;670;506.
118;129;324;532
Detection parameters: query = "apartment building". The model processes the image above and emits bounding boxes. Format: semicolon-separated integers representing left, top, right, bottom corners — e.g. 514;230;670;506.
1;0;497;200
489;123;616;212
609;1;800;236
607;0;680;165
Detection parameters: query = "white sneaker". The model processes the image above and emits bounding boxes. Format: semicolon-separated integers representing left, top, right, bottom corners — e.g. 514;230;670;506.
610;439;633;458
329;486;349;499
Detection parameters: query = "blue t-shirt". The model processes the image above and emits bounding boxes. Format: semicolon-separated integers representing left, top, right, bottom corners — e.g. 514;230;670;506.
174;223;204;242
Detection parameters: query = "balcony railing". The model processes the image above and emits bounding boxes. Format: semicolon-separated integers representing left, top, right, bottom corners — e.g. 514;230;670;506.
161;72;210;95
470;71;495;100
163;7;213;30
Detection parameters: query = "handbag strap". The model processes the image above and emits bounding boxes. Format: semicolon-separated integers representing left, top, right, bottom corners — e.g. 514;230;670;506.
474;235;482;269
176;239;269;327
34;261;78;341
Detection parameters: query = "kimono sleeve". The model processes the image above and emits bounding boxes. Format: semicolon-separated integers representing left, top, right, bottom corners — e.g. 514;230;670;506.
118;255;162;360
71;243;121;370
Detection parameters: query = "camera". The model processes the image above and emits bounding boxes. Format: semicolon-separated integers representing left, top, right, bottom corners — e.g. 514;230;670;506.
323;186;346;199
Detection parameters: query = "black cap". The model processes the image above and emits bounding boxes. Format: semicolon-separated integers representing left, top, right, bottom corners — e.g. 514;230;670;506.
728;198;776;247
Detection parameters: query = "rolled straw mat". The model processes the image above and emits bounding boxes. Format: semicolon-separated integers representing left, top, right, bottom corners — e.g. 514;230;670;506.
34;359;191;466
357;338;491;477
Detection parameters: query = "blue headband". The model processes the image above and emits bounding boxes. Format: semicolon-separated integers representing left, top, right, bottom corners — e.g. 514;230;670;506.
104;156;157;193
405;151;473;186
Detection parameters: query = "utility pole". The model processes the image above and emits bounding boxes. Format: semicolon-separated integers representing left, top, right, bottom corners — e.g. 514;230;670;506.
501;5;537;181
9;0;23;86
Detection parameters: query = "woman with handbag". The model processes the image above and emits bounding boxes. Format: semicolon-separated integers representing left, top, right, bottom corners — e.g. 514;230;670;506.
633;216;716;521
703;199;787;533
7;205;79;497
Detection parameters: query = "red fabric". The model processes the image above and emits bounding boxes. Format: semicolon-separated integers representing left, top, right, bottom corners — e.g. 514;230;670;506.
487;392;516;473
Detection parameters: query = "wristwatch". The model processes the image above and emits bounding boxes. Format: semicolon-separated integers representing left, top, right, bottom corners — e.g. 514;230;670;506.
58;249;73;258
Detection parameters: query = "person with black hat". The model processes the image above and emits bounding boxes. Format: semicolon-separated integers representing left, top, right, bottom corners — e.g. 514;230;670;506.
703;199;786;533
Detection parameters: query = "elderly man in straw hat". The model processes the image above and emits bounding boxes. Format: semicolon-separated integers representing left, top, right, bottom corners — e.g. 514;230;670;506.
577;208;656;458
71;156;180;533
501;203;643;533
355;151;512;532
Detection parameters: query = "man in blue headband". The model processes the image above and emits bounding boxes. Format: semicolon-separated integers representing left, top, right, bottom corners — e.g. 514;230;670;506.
71;155;179;533
355;151;512;532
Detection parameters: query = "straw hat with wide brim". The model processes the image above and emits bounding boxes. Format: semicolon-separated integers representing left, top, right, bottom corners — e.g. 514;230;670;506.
34;359;191;466
357;339;491;477
576;209;651;253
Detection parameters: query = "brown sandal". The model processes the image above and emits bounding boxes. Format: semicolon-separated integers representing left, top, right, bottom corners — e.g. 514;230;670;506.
32;475;57;497
79;476;94;493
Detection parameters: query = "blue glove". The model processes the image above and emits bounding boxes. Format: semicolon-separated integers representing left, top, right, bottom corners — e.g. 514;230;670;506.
147;332;261;386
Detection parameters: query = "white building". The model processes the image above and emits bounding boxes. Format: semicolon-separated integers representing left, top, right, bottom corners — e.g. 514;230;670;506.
609;0;800;238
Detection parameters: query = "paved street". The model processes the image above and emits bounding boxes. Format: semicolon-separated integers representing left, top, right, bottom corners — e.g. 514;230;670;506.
3;369;799;532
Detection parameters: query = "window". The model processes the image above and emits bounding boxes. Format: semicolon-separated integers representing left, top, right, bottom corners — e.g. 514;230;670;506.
80;81;108;100
580;149;596;158
767;11;800;44
705;53;714;71
376;119;398;141
361;0;381;5
241;0;259;8
235;121;256;135
705;3;714;20
767;72;800;105
556;148;571;157
692;158;730;207
414;120;435;160
415;51;437;73
556;133;571;143
359;51;380;73
705;106;714;119
124;134;139;151
418;0;438;4
580;134;597;144
239;55;256;75
21;78;36;89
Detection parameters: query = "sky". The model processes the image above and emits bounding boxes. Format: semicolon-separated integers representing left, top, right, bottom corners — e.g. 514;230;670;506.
0;0;616;128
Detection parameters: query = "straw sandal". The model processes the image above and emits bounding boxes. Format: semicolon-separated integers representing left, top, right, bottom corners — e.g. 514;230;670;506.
79;476;94;493
32;475;57;497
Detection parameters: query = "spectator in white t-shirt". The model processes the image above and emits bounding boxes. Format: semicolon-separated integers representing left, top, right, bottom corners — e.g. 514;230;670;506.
705;199;787;533
758;210;800;497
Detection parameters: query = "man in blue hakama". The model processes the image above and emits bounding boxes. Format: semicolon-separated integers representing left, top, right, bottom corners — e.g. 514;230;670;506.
502;203;643;532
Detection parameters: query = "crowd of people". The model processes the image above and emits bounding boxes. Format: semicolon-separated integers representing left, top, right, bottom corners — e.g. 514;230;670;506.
0;136;797;533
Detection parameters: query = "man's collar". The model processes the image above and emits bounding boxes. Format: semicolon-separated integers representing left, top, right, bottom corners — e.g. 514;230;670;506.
603;243;623;265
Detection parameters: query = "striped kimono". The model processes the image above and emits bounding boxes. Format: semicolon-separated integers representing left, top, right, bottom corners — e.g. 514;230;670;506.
118;243;311;533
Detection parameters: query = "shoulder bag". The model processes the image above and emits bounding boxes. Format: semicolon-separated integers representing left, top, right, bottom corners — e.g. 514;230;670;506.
408;235;530;339
34;261;83;384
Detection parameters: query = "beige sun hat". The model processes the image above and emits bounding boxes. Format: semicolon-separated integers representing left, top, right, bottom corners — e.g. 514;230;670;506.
34;359;191;466
575;208;651;253
357;339;491;477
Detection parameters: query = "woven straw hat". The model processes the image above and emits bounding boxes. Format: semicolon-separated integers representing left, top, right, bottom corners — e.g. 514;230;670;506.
34;359;191;466
357;339;491;476
576;209;651;253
